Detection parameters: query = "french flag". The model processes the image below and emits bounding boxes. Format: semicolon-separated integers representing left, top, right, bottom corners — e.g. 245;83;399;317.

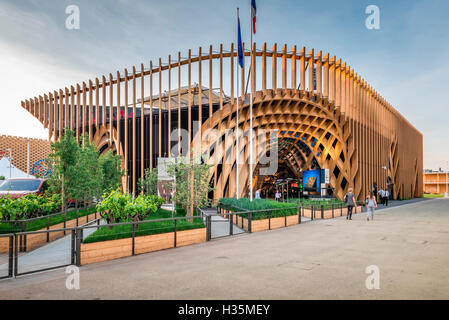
251;0;257;34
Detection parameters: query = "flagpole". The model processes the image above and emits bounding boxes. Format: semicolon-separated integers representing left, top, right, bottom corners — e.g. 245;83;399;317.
236;8;240;200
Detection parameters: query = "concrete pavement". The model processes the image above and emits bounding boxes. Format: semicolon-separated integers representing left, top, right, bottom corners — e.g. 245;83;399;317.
0;198;448;299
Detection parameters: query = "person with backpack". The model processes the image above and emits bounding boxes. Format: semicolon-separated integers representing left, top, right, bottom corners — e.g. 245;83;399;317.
366;191;378;221
344;188;356;220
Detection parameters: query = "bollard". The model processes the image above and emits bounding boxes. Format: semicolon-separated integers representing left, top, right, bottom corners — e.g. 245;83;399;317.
206;215;211;241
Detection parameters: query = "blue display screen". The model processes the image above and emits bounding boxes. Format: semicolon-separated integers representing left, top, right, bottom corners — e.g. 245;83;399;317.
303;169;321;192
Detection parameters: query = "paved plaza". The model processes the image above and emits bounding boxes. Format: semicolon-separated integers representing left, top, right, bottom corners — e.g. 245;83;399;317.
0;198;448;300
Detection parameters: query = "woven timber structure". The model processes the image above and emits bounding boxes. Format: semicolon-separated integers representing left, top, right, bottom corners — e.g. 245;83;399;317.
20;43;423;201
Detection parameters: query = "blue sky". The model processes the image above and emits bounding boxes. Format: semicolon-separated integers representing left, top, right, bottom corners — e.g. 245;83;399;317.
0;0;448;169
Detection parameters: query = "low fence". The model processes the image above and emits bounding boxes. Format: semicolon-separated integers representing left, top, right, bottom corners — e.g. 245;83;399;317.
74;215;205;266
216;201;366;233
0;201;367;279
0;234;13;280
0;207;97;253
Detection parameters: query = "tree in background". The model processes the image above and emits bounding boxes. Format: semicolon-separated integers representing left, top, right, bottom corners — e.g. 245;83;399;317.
138;168;158;195
99;150;124;194
47;128;79;214
0;176;5;181
69;135;104;208
47;130;124;215
167;155;213;218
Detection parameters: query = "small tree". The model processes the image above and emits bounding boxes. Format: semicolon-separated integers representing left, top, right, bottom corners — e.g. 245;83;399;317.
99;150;124;194
0;176;5;181
47;128;79;213
71;135;103;206
167;155;213;218
138;168;158;195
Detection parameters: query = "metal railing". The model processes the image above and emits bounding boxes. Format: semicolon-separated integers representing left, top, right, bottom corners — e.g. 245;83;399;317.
0;233;13;279
1;206;96;252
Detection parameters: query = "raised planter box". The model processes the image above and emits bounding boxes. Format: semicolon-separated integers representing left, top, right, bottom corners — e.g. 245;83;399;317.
0;213;97;253
223;205;362;233
80;227;206;266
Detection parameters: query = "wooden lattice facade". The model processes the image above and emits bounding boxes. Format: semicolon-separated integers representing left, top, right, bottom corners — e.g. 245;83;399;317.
0;135;51;175
20;43;423;200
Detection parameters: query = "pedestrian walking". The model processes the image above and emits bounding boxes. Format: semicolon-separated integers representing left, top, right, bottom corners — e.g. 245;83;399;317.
384;189;389;206
255;188;261;199
344;187;356;220
366;191;377;221
378;188;385;205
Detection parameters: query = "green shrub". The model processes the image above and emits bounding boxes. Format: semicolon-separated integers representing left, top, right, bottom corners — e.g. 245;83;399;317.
0;193;62;221
96;190;165;224
218;198;297;220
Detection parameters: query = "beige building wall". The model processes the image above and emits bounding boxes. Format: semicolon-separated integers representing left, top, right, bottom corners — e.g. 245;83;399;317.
424;172;449;194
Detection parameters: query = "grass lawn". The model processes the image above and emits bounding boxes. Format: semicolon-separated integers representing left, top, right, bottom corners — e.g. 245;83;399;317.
82;207;204;244
288;198;346;209
423;194;445;198
0;207;96;234
218;198;298;220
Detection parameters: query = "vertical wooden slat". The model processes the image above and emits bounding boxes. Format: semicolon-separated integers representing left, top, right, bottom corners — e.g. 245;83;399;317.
102;76;107;128
95;78;100;132
271;43;277;90
323;54;329;98
308;49;314;92
230;43;234;105
220;44;224;110
188;50;192;153
116;71;121;158
109;74;114;147
132;66;137;195
88;80;93;142
291;45;296;89
44;94;48;129
59;89;64;138
54;90;58;141
141;64;145;184
241;42;245;97
115;71;123;158
65;88;69;129
76;84;81;143
70;86;75;131
252;42;257;93
177;54;181;157
329;56;336;103
158;59;162;158
198;48;202;127
316;51;322;95
82;83;86;140
167;57;171;158
335;59;341;107
149;62;153;169
209;45;213;118
262;43;267;91
49;93;54;141
124;69;129;192
300;47;306;91
282;44;287;89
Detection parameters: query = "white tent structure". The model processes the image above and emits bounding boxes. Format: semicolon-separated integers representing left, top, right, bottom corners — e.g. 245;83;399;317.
0;157;28;179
